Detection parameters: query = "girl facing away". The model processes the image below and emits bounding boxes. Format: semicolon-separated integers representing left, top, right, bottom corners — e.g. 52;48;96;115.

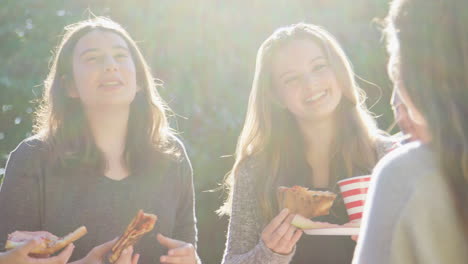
353;0;468;263
0;17;199;264
219;23;397;264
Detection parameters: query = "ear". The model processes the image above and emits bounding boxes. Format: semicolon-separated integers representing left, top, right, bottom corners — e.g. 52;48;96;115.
62;75;79;98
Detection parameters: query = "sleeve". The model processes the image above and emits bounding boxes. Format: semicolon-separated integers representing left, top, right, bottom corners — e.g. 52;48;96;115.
0;140;43;251
352;150;413;264
389;174;468;264
171;142;198;248
221;160;295;264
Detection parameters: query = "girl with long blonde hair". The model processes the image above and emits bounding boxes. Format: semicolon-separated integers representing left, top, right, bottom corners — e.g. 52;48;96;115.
219;23;396;264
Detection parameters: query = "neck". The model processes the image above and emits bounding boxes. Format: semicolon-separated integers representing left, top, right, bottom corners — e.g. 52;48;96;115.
298;116;336;162
85;106;130;168
297;116;337;188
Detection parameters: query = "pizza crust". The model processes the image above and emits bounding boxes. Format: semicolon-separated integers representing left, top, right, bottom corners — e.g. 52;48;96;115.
277;186;336;219
5;226;87;255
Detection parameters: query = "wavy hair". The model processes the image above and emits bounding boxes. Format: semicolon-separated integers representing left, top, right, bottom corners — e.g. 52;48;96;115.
34;17;179;174
219;23;381;221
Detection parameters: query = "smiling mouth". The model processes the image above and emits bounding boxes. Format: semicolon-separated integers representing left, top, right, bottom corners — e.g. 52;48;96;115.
305;89;328;103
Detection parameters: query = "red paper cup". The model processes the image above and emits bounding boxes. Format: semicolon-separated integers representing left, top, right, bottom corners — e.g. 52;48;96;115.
337;175;371;223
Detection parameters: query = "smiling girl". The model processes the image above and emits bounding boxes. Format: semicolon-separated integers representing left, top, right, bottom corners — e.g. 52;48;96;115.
0;17;199;264
219;23;397;264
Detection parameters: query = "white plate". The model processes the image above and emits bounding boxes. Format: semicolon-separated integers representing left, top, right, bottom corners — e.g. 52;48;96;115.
304;227;360;236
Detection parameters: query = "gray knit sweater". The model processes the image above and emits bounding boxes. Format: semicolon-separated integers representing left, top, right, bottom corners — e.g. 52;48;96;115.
221;136;397;264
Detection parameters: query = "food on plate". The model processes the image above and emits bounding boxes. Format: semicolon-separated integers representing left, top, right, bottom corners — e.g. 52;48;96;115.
277;186;336;229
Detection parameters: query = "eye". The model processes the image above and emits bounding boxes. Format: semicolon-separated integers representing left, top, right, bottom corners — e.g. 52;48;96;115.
85;56;98;62
312;64;327;72
114;52;129;60
284;75;301;86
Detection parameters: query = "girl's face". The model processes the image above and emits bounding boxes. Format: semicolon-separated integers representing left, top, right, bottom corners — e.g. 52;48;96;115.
272;39;342;124
396;86;431;143
69;29;138;109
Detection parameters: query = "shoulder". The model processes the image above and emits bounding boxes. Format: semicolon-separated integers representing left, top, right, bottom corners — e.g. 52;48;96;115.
166;134;193;175
167;135;190;162
374;134;401;159
4;136;47;177
235;154;265;181
372;142;437;190
8;136;47;163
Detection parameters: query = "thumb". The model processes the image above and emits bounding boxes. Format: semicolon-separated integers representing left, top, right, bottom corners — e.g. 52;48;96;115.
91;237;118;258
15;238;42;254
156;234;184;249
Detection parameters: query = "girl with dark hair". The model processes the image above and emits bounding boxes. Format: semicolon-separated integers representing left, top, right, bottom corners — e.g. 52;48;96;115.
0;17;199;264
354;0;468;263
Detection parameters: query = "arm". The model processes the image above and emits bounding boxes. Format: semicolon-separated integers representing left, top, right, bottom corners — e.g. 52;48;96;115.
221;160;295;264
353;151;412;264
171;150;197;247
160;141;200;264
0;140;43;250
389;172;468;264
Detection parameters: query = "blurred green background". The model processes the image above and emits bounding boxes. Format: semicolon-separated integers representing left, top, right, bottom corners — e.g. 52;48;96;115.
0;0;397;263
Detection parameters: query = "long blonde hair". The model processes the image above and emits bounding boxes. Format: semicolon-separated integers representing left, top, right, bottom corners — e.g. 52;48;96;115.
219;23;381;221
34;17;179;174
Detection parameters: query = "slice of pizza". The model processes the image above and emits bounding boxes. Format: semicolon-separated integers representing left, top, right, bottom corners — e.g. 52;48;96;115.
5;226;87;255
108;210;157;263
277;186;336;229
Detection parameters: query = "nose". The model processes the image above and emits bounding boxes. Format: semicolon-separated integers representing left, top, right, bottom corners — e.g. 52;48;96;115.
103;55;118;72
303;73;320;91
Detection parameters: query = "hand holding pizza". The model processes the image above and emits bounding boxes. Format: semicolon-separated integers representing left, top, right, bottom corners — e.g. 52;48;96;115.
0;238;74;264
261;208;303;255
157;234;198;264
70;238;139;264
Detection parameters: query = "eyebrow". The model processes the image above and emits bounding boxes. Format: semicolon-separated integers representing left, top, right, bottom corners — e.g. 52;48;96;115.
279;56;326;79
79;45;130;58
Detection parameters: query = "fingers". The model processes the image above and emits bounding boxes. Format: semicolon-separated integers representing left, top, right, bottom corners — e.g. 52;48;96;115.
262;208;289;235
90;237;118;258
266;213;295;247
160;255;188;264
262;211;303;255
279;223;297;244
53;243;75;263
36;244;75;264
159;238;196;264
131;253;140;264
167;243;194;257
157;234;184;249
115;246;134;264
160;248;196;264
15;238;41;254
288;229;303;248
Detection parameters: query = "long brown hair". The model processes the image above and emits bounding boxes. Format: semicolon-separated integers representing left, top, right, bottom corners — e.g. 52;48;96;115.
385;0;468;235
34;17;179;174
219;24;381;221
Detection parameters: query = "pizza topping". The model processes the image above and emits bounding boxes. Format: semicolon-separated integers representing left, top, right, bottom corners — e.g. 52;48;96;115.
108;210;157;264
